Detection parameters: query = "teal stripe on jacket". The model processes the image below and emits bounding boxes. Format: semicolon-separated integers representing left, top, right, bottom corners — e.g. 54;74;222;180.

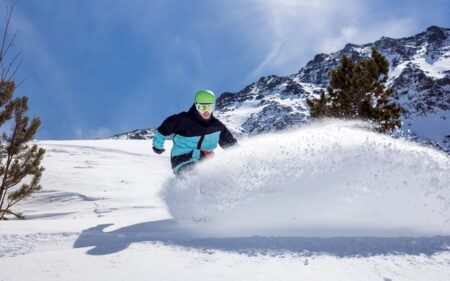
153;130;166;150
153;130;221;171
172;131;220;158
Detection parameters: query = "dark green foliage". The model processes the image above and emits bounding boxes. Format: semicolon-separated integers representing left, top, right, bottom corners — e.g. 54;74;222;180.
0;5;45;220
0;81;46;220
307;48;402;133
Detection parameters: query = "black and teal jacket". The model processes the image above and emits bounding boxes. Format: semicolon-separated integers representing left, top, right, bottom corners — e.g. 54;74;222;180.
153;105;237;172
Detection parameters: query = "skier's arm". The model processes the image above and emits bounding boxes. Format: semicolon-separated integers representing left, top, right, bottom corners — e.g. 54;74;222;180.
152;114;181;151
219;126;237;148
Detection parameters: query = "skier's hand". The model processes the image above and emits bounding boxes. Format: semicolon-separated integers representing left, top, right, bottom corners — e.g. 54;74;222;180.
152;147;165;154
200;150;214;158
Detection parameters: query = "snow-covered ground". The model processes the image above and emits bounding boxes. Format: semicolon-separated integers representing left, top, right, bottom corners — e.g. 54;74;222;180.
1;121;450;281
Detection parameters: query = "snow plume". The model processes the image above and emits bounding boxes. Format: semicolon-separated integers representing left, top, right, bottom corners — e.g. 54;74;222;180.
162;120;450;237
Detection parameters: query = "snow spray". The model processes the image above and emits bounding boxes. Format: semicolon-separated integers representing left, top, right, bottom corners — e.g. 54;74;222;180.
162;120;450;237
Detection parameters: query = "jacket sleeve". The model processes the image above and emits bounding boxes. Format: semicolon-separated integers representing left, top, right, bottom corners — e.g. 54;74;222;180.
152;114;181;149
219;126;237;148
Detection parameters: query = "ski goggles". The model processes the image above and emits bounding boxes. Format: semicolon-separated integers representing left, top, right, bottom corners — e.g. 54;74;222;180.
195;103;215;113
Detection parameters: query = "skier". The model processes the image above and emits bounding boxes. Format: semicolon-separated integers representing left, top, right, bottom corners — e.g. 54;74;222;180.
152;90;237;175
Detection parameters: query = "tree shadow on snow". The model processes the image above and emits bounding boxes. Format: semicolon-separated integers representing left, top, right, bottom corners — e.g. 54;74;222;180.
74;219;450;257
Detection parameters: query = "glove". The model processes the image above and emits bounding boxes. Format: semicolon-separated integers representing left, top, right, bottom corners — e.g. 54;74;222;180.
200;150;214;158
152;147;165;154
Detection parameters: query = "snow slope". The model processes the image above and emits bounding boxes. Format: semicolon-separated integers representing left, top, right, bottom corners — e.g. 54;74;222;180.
1;124;450;281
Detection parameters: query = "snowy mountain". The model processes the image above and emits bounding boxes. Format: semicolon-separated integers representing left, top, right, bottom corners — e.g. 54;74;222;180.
215;26;450;150
109;128;155;140
112;26;450;151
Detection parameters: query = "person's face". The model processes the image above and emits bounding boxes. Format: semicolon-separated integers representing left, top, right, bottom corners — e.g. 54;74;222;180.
200;111;211;120
195;103;215;120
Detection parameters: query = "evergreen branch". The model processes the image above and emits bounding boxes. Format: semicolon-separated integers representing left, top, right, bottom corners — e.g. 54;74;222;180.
3;147;34;189
0;150;14;213
14;76;28;89
1;165;43;220
0;3;13;61
0;100;21;212
0;207;23;220
4;50;22;81
1;30;18;65
7;170;42;213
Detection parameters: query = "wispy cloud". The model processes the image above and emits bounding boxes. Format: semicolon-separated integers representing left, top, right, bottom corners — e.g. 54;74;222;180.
320;18;416;53
228;0;418;79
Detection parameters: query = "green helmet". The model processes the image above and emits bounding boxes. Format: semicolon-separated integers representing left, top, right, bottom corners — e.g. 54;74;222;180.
194;90;216;104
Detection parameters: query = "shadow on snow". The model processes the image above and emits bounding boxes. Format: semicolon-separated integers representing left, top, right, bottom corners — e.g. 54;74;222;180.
74;219;450;257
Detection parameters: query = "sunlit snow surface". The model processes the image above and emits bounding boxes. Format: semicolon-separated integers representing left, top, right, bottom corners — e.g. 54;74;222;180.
163;120;450;237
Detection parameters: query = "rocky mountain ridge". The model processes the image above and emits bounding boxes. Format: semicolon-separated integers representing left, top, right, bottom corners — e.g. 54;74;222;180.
112;26;450;151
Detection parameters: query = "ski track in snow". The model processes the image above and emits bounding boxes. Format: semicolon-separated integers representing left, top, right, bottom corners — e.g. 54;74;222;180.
163;120;450;237
0;232;79;258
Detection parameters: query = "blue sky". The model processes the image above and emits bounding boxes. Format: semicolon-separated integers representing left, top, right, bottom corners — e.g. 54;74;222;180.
2;0;450;139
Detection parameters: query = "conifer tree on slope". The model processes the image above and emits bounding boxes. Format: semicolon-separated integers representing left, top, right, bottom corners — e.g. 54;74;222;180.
0;4;45;220
307;48;402;133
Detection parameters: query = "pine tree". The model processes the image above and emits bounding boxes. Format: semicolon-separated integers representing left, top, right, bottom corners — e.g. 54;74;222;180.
307;48;402;133
0;4;45;220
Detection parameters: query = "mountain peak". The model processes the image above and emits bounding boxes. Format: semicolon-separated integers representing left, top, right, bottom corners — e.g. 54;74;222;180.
426;25;447;32
424;25;448;41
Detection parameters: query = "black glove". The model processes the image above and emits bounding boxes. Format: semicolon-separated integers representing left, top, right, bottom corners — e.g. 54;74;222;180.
152;147;165;154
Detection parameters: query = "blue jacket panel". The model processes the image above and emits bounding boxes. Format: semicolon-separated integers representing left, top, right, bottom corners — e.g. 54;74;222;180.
153;130;166;150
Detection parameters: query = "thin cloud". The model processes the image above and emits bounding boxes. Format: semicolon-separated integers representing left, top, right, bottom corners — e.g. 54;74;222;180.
229;0;421;79
321;18;416;53
247;40;283;81
235;0;364;78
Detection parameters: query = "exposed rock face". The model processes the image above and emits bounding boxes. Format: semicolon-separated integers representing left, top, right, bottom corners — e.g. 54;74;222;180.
214;26;450;151
110;129;155;140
